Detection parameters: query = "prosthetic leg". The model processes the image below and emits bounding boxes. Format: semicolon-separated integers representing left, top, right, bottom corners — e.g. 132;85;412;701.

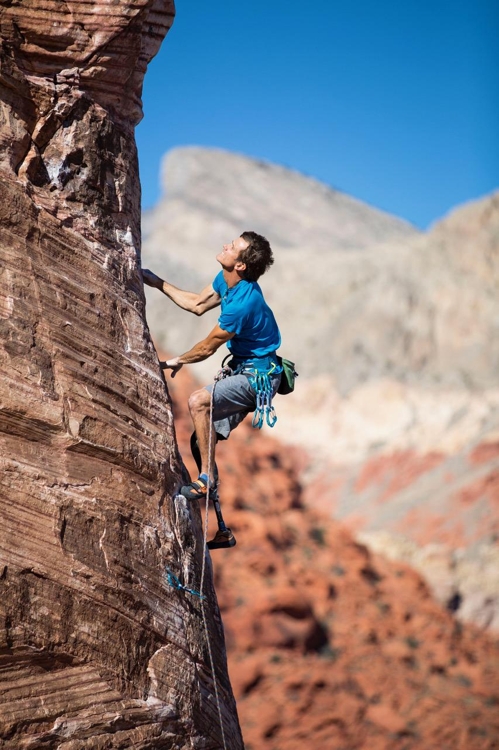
207;488;236;550
190;432;236;550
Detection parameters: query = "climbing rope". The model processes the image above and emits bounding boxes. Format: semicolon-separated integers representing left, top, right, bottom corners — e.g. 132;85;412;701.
198;368;229;750
168;359;276;749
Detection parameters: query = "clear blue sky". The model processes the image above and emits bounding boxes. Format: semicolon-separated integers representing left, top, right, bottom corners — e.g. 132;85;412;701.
136;0;499;229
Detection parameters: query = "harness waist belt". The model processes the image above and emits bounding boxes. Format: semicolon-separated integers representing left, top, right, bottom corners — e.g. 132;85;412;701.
228;352;281;374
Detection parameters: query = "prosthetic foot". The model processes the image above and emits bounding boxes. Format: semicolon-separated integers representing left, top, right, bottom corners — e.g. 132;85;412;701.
207;528;237;550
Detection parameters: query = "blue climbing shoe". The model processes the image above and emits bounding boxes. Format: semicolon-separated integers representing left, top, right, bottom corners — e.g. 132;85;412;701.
180;475;209;501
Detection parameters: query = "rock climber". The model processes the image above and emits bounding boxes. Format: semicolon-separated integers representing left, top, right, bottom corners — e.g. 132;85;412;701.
142;230;282;510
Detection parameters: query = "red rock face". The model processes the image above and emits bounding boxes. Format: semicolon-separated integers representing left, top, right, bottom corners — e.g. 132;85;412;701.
304;445;499;549
0;0;174;246
0;5;243;748
168;366;499;750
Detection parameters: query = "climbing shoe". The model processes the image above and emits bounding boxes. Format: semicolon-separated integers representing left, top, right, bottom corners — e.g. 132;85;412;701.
180;475;210;501
207;529;237;550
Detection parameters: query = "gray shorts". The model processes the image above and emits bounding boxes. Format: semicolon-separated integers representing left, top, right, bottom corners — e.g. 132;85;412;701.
205;371;281;439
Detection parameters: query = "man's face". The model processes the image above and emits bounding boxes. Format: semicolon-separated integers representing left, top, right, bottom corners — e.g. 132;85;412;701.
216;236;249;272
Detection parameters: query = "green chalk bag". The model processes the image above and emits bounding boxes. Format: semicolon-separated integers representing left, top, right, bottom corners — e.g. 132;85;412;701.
276;356;298;395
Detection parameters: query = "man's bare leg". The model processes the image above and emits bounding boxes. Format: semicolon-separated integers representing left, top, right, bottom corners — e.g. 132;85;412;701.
185;388;236;549
188;388;216;483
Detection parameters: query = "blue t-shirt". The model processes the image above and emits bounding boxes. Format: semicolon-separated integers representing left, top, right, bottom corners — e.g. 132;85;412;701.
212;271;281;358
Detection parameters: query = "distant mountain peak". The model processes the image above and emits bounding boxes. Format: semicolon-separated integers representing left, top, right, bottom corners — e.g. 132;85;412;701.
158;146;420;253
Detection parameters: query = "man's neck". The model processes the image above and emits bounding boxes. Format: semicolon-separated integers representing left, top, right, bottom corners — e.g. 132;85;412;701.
223;268;245;289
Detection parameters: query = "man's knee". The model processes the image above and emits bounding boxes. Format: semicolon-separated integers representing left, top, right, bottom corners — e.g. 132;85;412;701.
188;388;211;414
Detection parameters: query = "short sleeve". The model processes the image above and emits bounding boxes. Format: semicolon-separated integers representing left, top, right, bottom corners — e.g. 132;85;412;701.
212;271;224;296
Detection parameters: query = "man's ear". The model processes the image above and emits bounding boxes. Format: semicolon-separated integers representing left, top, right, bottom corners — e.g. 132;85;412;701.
235;260;247;273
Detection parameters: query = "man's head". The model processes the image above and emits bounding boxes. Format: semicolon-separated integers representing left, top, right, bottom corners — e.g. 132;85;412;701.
217;232;274;282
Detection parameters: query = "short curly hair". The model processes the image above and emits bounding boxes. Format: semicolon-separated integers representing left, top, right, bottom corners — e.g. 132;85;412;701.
238;231;274;282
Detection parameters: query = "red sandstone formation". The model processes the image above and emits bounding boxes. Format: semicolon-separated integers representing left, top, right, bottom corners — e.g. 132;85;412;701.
0;3;243;748
301;440;499;631
168;366;499;750
309;446;499;549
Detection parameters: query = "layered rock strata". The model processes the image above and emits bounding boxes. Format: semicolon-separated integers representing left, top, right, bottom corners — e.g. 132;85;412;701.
0;3;242;748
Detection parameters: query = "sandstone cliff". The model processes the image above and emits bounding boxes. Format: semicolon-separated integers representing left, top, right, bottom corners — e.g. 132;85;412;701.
0;4;242;748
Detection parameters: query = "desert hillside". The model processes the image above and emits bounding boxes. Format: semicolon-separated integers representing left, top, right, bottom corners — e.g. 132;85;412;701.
168;365;499;750
142;146;499;392
143;147;499;633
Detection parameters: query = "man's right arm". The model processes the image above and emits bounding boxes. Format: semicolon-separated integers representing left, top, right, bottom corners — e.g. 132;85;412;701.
142;269;220;316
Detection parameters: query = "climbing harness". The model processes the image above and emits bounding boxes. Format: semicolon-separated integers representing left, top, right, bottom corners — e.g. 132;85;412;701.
197;370;229;750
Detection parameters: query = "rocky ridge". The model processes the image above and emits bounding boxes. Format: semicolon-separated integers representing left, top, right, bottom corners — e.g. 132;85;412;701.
142;146;421;385
142;147;499;392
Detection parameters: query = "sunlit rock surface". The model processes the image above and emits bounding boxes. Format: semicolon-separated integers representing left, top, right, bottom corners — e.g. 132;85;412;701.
0;3;243;748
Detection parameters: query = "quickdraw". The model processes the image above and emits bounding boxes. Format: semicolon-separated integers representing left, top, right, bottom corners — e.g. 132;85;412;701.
225;355;279;430
249;364;278;429
166;568;205;600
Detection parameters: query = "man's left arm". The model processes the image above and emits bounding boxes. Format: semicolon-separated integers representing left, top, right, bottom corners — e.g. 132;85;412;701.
160;325;234;377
